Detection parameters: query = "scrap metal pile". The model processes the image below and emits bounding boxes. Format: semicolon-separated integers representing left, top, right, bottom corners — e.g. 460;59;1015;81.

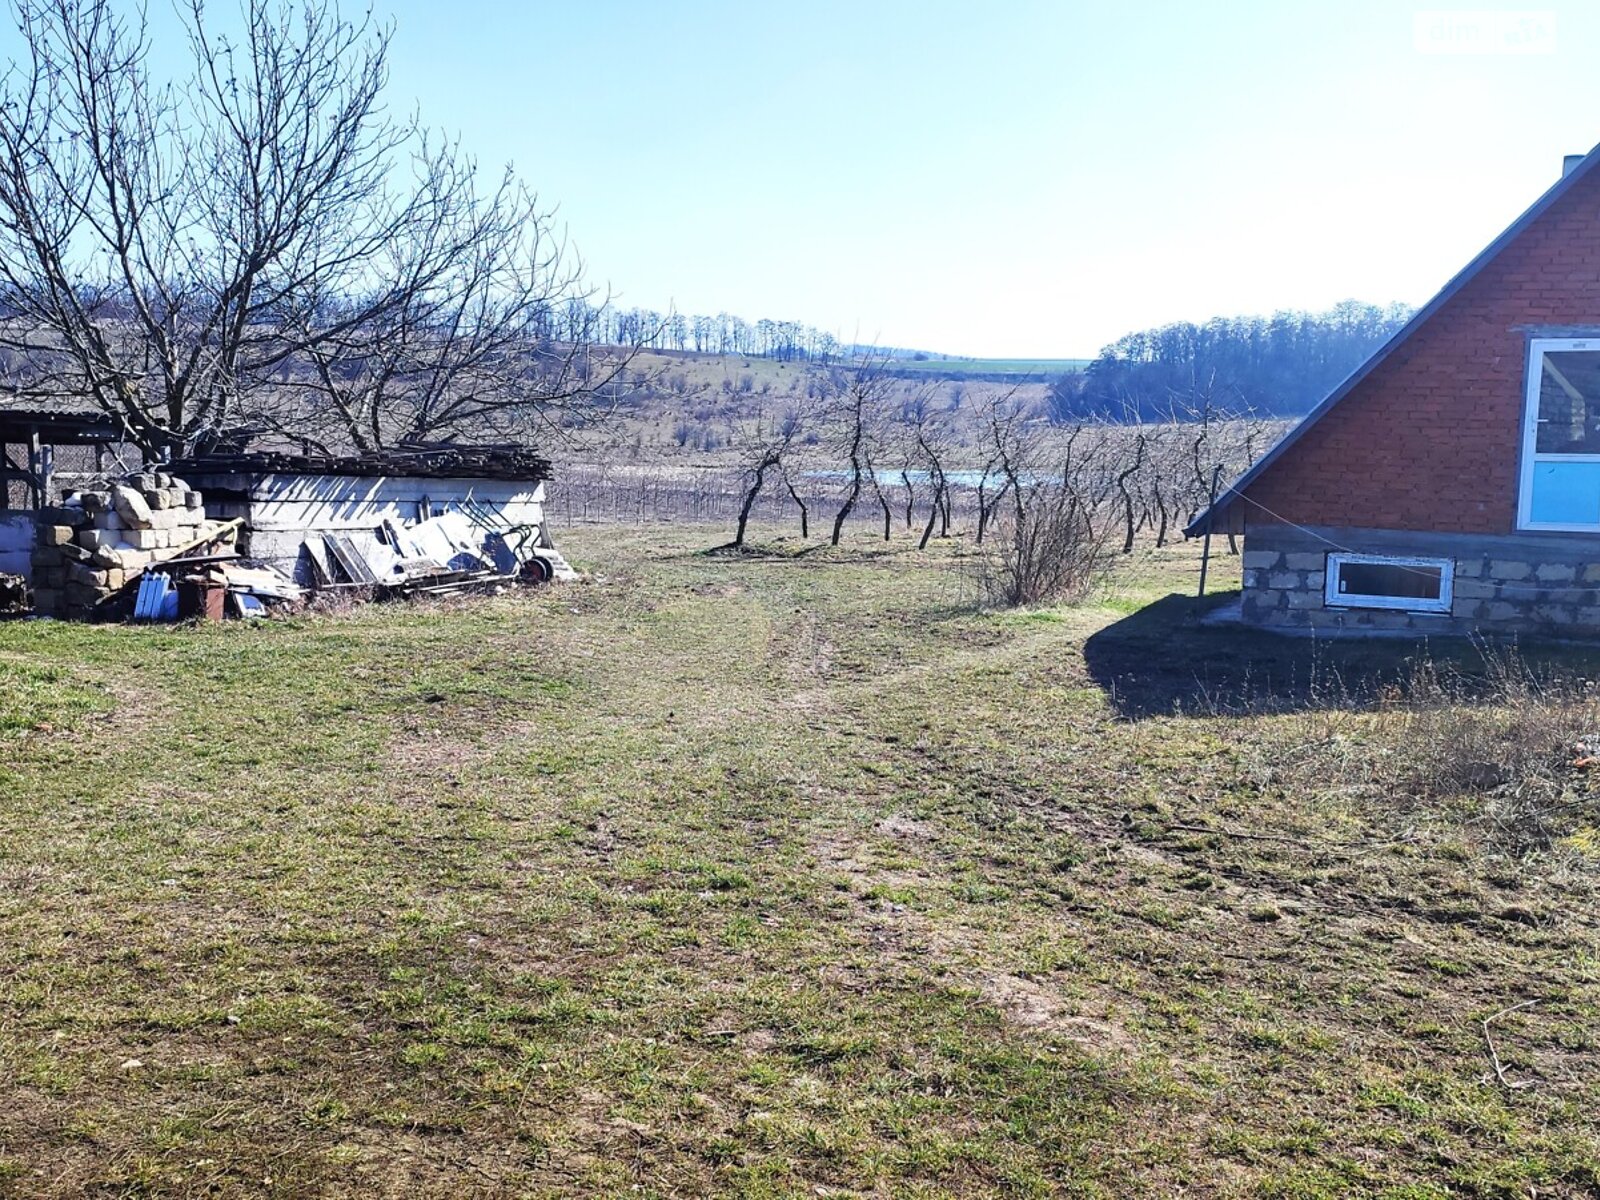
299;504;576;596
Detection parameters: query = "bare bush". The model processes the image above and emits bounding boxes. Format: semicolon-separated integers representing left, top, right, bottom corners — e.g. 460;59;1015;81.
981;484;1112;607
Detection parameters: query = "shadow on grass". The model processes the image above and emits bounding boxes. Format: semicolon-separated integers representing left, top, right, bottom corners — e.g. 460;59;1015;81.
1084;592;1600;720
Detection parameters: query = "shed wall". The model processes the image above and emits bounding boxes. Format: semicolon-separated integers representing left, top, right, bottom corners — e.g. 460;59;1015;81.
183;472;548;582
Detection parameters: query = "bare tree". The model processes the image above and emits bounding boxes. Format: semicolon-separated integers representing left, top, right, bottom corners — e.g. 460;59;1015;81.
827;361;891;546
0;0;621;458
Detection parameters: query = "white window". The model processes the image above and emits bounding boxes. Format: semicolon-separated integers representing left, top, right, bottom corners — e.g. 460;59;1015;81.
1518;337;1600;531
1324;553;1454;613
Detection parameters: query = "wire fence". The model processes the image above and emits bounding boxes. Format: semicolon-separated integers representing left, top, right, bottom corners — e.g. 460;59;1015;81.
548;463;988;533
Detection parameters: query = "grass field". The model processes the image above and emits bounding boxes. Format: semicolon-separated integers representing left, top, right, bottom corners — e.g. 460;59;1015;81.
1;530;1598;1197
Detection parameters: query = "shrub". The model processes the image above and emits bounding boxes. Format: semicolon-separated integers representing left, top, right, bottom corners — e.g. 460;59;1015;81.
981;487;1111;607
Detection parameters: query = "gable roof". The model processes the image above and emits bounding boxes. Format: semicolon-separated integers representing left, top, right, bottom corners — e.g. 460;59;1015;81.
1185;140;1600;538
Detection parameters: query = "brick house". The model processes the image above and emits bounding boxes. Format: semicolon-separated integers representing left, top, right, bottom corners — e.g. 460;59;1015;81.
1187;148;1600;635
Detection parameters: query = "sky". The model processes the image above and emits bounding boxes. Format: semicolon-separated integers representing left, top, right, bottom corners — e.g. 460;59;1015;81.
31;1;1600;359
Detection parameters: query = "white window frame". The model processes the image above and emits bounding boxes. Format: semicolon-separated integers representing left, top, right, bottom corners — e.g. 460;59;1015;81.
1517;336;1600;532
1324;552;1454;614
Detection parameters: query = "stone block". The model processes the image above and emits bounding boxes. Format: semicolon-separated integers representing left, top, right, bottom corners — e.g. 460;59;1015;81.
34;505;86;527
1535;562;1576;584
89;543;121;569
184;490;203;510
103;568;126;591
111;485;153;528
144;487;172;511
67;562;107;589
35;566;66;589
115;549;151;571
126;528;164;550
58;542;90;563
78;528;117;550
1241;550;1280;571
1268;570;1301;589
30;546;62;569
147;508;181;531
1489;559;1532;581
31;587;62;614
1453;579;1497;601
1285;589;1325;610
1368;611;1421;630
38;525;74;547
1283;552;1326;571
1582;563;1600;585
1532;604;1575;625
1253;588;1288;612
78;490;110;515
93;511;126;532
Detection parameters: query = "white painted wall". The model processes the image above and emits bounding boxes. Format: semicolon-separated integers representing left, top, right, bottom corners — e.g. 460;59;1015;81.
0;514;34;580
183;471;549;583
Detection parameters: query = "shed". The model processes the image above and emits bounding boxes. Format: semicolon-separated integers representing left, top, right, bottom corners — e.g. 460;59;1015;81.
1188;144;1600;636
172;446;572;587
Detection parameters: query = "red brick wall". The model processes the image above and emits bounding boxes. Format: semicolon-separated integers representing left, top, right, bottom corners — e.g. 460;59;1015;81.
1244;167;1600;535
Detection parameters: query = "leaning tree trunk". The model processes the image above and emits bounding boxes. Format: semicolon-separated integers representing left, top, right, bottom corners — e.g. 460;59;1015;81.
785;477;809;538
1115;437;1146;555
919;475;947;550
831;427;865;546
733;454;778;547
830;477;861;546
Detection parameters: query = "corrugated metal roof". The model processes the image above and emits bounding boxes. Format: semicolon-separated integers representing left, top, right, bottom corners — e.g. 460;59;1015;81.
171;445;553;483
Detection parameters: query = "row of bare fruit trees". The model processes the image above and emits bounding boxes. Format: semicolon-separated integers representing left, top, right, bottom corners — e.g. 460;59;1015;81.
559;363;1281;606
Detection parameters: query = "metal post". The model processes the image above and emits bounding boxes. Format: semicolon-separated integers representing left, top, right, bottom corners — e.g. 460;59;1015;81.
1197;464;1223;598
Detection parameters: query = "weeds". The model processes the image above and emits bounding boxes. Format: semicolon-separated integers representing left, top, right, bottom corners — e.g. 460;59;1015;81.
1236;640;1600;854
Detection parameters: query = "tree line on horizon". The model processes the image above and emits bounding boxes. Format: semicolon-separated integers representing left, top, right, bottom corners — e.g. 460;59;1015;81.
591;299;1417;428
1048;300;1414;422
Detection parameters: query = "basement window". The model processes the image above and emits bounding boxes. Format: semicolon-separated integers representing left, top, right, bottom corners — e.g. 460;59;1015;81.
1324;553;1453;613
1519;337;1600;530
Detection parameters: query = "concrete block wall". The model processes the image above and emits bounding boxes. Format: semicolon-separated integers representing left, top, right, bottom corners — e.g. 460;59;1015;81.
1241;523;1600;637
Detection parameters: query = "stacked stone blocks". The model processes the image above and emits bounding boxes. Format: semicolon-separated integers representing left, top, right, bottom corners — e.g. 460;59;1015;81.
31;472;222;619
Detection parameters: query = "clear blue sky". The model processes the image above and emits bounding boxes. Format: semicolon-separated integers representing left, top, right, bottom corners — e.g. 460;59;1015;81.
121;2;1600;357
